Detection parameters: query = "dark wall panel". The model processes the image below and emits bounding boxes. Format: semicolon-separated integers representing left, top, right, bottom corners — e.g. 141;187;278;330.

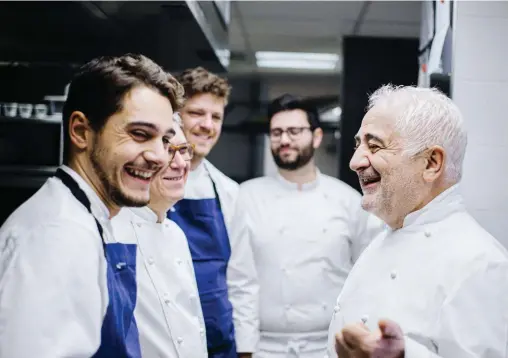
339;36;419;192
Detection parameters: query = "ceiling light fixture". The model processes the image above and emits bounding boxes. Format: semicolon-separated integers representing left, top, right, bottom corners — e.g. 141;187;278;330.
255;51;339;70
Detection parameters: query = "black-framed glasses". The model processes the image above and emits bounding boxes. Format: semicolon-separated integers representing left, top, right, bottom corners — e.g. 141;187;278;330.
269;127;311;141
168;143;194;162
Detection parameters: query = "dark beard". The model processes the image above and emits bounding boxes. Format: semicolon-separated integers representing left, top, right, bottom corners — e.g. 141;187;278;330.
90;140;148;208
272;143;314;171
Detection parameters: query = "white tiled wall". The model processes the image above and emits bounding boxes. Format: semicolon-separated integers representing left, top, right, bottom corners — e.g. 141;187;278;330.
452;1;508;247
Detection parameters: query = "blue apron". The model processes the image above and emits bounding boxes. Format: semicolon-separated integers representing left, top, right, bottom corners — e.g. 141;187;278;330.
167;169;237;358
55;169;141;358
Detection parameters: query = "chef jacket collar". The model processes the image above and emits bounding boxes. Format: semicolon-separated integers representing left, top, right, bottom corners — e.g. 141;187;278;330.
60;165;110;223
275;168;321;192
402;184;464;229
128;206;160;224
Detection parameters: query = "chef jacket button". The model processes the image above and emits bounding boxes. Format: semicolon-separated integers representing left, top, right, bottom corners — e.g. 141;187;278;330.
164;222;169;228
424;230;431;237
177;337;183;344
176;258;182;265
322;302;327;310
334;305;340;313
390;270;397;279
285;304;291;310
136;223;142;227
199;327;205;336
163;293;170;304
147;257;155;265
322;227;328;233
279;227;285;234
361;314;369;323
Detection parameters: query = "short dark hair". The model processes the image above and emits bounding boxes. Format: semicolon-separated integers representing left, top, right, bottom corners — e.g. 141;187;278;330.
267;94;321;130
62;53;185;163
176;66;231;104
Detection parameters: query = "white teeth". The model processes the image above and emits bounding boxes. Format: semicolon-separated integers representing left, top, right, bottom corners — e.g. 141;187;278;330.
126;168;153;179
168;176;182;181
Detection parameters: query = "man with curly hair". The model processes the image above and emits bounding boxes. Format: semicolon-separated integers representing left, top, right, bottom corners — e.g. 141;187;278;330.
167;67;242;358
0;54;183;357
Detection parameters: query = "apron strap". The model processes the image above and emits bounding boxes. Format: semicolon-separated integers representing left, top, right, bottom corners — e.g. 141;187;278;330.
203;163;222;212
55;168;106;249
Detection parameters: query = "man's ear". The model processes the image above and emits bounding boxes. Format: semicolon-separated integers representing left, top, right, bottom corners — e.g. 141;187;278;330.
68;111;92;151
312;127;324;149
422;145;445;183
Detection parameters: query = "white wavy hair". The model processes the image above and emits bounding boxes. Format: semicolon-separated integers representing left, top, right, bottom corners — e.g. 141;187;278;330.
368;84;467;183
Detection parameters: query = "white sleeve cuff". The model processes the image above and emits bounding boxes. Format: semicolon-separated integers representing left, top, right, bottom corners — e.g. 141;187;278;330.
404;336;440;358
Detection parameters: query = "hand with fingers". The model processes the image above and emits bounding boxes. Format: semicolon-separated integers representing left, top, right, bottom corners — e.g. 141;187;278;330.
335;319;405;358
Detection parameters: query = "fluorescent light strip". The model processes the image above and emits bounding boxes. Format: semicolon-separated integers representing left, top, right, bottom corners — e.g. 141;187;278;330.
255;51;338;62
256;59;337;70
255;51;339;70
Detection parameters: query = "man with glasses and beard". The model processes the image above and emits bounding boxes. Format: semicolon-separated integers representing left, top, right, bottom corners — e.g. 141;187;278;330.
227;94;383;358
0;54;183;358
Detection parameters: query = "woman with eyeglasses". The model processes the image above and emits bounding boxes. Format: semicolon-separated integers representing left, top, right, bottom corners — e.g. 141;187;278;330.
111;123;207;358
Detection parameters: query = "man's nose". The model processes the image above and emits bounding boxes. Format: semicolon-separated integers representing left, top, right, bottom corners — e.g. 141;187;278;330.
349;146;370;172
144;140;169;168
200;115;213;130
280;131;291;145
170;151;187;169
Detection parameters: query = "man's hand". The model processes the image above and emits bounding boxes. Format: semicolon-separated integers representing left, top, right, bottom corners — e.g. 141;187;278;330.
238;353;252;358
335;319;404;358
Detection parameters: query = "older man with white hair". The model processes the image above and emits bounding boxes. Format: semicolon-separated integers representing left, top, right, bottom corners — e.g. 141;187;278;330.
326;85;508;358
112;123;207;357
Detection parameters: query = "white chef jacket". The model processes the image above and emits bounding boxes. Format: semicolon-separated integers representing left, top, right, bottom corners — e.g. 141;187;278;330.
0;165;110;357
227;170;384;356
326;184;508;358
111;207;207;357
173;159;238;234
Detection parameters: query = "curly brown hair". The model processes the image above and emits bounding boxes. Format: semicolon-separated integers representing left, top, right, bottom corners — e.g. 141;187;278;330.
176;66;231;104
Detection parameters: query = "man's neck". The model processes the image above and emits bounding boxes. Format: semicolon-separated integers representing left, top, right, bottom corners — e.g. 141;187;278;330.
190;156;204;171
278;161;317;188
67;158;120;218
387;181;455;230
148;199;175;223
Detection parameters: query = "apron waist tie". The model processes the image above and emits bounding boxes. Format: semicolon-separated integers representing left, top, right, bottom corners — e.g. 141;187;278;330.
286;339;307;354
259;330;328;355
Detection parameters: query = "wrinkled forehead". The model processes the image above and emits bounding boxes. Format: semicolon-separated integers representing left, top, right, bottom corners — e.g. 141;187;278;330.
270;109;309;129
355;106;399;144
170;124;187;145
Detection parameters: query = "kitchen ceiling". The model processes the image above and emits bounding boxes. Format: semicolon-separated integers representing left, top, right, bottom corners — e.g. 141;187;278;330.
228;1;422;74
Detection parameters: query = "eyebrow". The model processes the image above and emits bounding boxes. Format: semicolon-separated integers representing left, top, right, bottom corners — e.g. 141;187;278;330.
365;133;386;146
127;121;176;136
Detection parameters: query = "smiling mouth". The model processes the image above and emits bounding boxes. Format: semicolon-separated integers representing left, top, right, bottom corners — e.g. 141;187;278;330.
125;167;154;181
164;175;183;181
360;176;381;188
192;133;212;140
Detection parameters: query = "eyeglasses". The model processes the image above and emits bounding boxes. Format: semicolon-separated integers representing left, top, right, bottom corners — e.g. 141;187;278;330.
269;127;311;141
168;143;194;162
